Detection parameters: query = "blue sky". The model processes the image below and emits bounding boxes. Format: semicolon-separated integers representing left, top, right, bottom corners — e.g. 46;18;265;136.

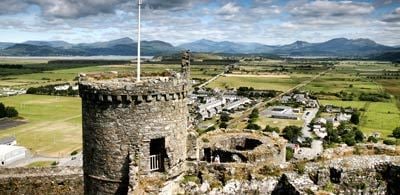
0;0;399;46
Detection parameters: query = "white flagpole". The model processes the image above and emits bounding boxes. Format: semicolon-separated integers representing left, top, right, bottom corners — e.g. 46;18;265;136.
137;0;142;82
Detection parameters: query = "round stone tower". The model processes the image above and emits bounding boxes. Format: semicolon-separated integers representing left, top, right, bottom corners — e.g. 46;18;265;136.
79;52;191;194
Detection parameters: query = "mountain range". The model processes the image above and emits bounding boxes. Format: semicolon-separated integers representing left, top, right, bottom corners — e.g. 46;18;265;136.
0;37;398;57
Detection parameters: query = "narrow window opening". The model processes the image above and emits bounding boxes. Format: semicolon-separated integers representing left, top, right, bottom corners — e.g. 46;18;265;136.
149;138;165;172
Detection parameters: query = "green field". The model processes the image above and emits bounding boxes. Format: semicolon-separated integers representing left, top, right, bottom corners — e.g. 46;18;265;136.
319;99;400;137
301;72;382;95
0;63;222;88
256;117;304;131
27;161;56;168
0;95;82;157
207;74;311;91
319;100;368;109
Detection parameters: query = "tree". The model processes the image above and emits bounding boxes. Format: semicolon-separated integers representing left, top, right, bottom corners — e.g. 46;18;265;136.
343;136;356;146
0;103;5;118
383;139;396;145
282;125;302;142
286;147;294;161
249;108;259;119
219;122;228;129
393;127;400;139
354;129;364;142
350;112;360;125
220;113;231;122
367;136;378;143
5;107;18;118
264;125;280;133
324;122;340;144
246;123;261;130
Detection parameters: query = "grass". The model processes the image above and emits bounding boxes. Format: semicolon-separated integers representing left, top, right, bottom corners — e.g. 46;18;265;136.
27;161;56;168
256;117;304;131
302;72;382;95
360;101;400;137
0;95;82;157
319;99;400;137
207;74;310;91
0;63;222;88
319;100;368;109
378;79;400;109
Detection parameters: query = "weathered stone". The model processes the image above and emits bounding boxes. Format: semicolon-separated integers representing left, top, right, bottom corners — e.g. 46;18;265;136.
79;52;192;195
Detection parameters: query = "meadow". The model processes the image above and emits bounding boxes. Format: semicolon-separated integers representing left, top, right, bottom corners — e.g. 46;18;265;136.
319;99;400;137
0;62;223;88
301;72;383;95
0;95;82;157
0;58;398;157
207;74;312;91
0;59;224;156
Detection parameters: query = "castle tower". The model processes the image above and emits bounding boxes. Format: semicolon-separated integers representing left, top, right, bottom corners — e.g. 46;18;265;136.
79;52;191;194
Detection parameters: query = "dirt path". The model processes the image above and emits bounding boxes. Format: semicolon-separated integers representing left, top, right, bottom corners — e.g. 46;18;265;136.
198;71;225;88
224;74;290;78
0;118;27;131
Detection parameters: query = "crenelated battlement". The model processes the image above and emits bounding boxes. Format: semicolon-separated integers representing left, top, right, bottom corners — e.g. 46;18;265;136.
79;73;189;104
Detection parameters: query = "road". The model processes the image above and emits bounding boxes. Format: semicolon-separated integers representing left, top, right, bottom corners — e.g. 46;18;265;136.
197;71;225;89
301;107;319;138
7;153;82;168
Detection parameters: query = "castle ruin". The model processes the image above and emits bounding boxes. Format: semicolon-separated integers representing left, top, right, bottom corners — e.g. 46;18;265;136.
79;51;191;194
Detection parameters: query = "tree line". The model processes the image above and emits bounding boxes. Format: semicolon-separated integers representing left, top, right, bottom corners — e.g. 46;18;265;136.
0;103;18;118
27;83;78;96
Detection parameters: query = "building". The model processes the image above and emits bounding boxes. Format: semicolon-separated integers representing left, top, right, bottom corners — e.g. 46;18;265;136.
265;106;299;120
336;113;352;122
0;136;16;146
325;105;341;113
223;98;251;112
79;51;191;194
281;95;291;103
0;145;27;166
197;98;225;120
54;85;70;91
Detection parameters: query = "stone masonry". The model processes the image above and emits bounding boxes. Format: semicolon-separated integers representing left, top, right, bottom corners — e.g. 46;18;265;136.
79;51;191;194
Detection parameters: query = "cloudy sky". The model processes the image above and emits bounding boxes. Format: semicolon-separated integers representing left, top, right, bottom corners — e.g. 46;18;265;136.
0;0;399;46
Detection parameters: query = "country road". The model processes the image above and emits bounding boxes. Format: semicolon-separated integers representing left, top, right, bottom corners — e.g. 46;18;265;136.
197;71;225;89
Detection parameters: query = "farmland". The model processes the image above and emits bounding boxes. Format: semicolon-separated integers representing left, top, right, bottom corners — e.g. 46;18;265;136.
207;74;312;91
319;99;400;137
0;58;225;156
0;58;399;156
0;95;82;157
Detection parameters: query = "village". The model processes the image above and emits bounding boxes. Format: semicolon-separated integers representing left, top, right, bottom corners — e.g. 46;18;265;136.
191;85;360;162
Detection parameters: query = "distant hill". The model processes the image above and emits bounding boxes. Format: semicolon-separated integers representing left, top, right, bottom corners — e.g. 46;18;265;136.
23;41;73;49
373;51;400;62
77;37;135;48
0;38;178;56
0;37;396;57
0;42;15;50
1;44;85;56
180;38;395;57
178;39;275;54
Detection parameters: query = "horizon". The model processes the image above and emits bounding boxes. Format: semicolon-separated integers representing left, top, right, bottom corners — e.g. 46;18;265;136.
0;0;399;46
2;36;397;47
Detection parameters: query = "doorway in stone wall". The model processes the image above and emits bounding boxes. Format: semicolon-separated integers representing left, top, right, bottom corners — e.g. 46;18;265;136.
150;137;165;172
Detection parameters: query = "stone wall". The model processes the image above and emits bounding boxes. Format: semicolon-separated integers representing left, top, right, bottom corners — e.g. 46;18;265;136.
198;130;286;165
0;167;82;195
79;74;190;194
179;155;400;194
